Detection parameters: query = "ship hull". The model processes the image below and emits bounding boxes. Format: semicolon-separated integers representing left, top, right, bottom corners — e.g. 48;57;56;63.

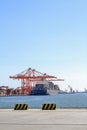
47;89;58;95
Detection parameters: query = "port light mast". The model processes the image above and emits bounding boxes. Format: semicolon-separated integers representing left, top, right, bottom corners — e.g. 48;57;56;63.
10;67;64;94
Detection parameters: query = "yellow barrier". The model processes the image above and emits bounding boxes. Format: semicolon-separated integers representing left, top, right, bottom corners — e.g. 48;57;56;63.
42;104;56;110
14;104;28;110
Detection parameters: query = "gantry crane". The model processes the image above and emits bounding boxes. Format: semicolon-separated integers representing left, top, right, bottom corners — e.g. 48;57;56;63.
10;67;64;94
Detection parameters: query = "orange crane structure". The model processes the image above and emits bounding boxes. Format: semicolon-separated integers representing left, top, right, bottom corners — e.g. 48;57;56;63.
10;67;64;95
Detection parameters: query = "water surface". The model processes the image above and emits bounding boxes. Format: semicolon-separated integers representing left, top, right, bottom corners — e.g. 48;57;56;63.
0;93;87;108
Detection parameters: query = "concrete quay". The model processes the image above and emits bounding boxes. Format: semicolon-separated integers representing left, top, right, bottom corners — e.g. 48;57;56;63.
0;109;87;130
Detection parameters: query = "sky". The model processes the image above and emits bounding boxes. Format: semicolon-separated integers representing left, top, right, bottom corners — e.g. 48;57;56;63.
0;0;87;91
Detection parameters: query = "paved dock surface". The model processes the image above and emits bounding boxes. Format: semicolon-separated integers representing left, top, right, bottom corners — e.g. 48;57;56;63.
0;109;87;130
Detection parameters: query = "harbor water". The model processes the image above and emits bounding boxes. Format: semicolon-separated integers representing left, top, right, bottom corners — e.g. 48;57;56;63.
0;92;87;109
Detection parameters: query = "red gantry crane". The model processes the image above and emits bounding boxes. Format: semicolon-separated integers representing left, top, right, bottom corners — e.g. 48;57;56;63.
10;67;64;95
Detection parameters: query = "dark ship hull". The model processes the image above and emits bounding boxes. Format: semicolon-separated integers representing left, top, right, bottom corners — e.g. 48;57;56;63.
30;84;48;95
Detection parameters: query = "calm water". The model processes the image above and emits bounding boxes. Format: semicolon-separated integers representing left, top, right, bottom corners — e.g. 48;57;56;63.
0;93;87;109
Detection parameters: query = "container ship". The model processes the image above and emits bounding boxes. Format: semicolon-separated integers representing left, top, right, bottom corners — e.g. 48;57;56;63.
30;81;60;95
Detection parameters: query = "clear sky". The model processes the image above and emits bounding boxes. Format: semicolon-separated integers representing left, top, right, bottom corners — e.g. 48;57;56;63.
0;0;87;91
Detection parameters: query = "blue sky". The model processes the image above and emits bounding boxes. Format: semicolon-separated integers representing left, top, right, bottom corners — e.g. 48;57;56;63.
0;0;87;91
